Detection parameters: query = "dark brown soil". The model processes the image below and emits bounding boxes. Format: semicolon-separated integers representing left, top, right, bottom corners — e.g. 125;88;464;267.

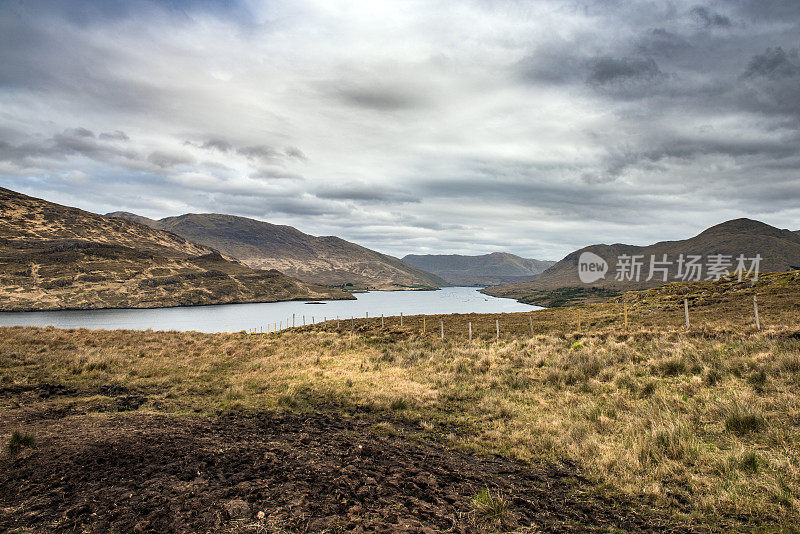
0;409;699;533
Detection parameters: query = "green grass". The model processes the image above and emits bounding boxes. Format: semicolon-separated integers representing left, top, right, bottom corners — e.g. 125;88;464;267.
7;430;36;455
471;489;509;523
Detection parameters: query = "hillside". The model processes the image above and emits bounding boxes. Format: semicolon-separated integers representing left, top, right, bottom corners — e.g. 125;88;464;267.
402;252;554;286
0;187;352;311
107;212;445;290
483;218;800;306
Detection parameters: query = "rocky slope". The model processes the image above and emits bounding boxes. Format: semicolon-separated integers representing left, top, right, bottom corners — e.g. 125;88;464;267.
0;187;352;311
108;212;445;290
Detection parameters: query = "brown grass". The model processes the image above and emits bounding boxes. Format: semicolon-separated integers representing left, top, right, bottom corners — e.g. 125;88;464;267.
2;279;800;529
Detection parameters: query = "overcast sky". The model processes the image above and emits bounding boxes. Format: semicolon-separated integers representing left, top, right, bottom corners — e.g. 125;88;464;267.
1;0;799;260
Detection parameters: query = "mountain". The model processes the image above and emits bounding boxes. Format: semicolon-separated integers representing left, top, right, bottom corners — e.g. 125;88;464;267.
401;252;554;286
483;218;800;307
0;187;352;311
107;212;446;290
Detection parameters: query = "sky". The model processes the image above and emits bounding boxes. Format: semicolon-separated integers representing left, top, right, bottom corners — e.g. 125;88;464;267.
1;0;799;260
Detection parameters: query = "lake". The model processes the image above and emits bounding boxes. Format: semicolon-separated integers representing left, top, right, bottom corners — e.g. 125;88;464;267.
0;286;540;333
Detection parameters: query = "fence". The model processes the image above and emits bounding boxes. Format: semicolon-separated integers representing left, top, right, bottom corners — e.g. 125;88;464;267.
246;293;769;337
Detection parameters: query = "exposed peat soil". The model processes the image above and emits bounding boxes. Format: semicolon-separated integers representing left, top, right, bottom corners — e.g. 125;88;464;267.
0;394;696;533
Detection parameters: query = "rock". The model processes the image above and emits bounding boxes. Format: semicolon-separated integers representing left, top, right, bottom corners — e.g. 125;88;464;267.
224;499;251;520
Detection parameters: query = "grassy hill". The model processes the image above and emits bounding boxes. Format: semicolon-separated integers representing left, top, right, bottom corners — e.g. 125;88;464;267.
108;212;445;291
401;252;554;286
0;187;352;311
483;218;800;307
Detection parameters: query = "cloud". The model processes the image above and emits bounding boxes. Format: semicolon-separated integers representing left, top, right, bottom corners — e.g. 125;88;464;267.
0;128;139;167
99;130;129;141
284;147;307;160
315;182;419;203
249;169;304;181
690;6;732;28
1;0;800;260
587;57;665;85
333;84;424;111
199;138;233;152
237;144;279;161
742;47;800;79
147;150;195;168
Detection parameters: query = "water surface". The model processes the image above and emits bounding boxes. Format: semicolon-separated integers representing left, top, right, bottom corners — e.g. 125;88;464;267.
0;286;539;333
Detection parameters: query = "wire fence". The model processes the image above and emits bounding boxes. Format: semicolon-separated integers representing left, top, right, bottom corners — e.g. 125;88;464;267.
245;292;788;338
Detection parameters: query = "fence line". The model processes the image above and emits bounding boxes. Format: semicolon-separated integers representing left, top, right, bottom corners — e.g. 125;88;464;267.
249;292;769;336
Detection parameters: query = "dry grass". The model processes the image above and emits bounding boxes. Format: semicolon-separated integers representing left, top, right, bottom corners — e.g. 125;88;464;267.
3;283;800;528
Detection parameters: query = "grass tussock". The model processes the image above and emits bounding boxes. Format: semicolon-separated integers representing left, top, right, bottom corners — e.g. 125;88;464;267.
7;430;36;455
470;488;510;528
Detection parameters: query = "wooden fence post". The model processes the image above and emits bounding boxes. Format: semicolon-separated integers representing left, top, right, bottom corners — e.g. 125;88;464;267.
440;320;444;339
292;313;295;328
423;315;426;334
381;314;384;327
684;299;690;328
753;294;760;330
400;312;403;326
495;319;499;339
469;322;472;340
577;310;581;334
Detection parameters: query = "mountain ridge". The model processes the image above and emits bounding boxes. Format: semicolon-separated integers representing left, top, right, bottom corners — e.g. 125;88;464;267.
482;218;800;306
107;212;446;290
0;187;352;311
402;252;554;286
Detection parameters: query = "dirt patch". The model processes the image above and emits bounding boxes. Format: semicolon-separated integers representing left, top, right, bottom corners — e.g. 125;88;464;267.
0;411;697;533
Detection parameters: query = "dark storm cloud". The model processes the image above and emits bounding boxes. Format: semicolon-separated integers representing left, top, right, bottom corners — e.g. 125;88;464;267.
635;29;691;58
690;6;732;28
739;47;800;118
742;47;800;79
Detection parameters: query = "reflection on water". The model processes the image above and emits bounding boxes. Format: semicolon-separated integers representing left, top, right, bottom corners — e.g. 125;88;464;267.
0;286;540;333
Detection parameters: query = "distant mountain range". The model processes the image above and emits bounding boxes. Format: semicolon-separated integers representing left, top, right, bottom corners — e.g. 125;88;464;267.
401;252;554;286
107;212;445;290
0;187;352;311
483;218;800;307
